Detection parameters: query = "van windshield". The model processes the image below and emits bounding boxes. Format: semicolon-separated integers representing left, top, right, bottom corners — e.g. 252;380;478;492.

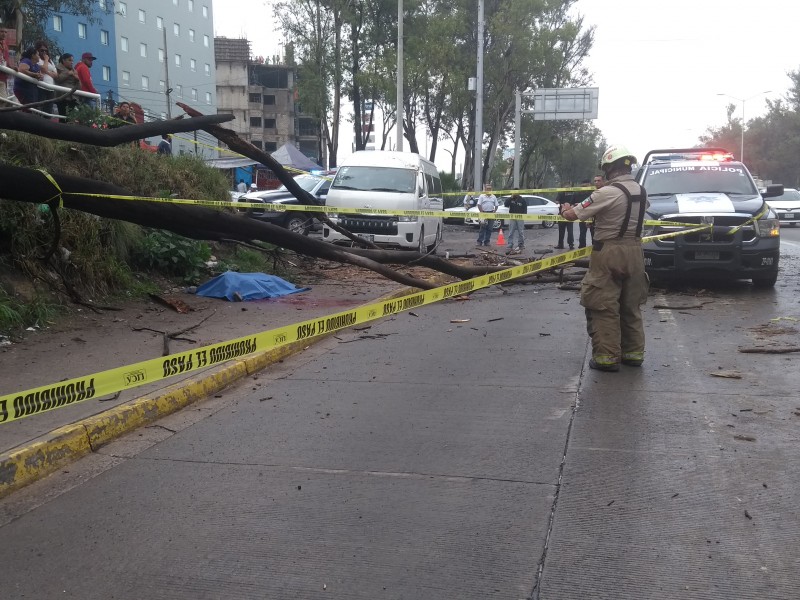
332;166;416;193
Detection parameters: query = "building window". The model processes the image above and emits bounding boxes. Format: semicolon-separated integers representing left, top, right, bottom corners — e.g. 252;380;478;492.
205;92;211;104
53;15;62;32
191;88;197;101
203;35;209;47
176;84;182;97
189;0;194;10
204;63;210;76
159;80;165;91
250;117;261;127
118;2;127;17
122;70;130;86
174;23;180;37
157;16;163;29
102;65;110;81
121;37;128;52
100;30;109;45
138;9;145;23
78;23;87;39
252;140;263;149
263;95;275;105
140;43;147;58
249;93;261;103
203;6;208;18
142;76;149;90
189;29;195;42
265;118;276;129
264;141;277;152
174;54;181;67
190;58;196;72
158;48;164;63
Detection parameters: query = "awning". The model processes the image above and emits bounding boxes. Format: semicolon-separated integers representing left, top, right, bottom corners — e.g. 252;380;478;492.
204;157;261;169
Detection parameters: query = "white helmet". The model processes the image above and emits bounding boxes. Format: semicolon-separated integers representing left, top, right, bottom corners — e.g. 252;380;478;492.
599;144;637;172
250;183;258;189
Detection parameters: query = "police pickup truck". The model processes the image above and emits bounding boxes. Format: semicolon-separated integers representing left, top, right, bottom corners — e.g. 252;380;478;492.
636;148;783;288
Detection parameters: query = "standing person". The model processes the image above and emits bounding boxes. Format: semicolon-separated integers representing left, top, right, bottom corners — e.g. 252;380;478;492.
475;184;498;246
505;189;527;254
561;144;649;372
157;134;172;155
579;175;605;248
574;179;593;249
14;47;43;109
236;179;247;194
113;101;136;125
54;54;80;117
74;52;98;106
555;183;575;250
35;41;57;113
0;28;13;101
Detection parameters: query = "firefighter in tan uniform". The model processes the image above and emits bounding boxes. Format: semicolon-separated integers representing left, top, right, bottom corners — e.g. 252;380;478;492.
561;145;649;372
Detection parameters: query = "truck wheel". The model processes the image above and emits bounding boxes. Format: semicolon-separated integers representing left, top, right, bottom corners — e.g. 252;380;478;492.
541;220;555;229
752;273;778;288
284;214;310;235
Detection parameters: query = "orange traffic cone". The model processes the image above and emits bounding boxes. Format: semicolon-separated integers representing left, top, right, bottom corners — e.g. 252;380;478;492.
496;227;506;247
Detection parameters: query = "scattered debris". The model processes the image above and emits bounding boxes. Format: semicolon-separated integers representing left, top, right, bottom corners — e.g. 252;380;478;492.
738;346;800;354
652;300;714;310
710;370;742;379
487;317;503;322
450;319;471;323
409;312;419;317
148;293;193;314
744;510;753;520
734;434;756;442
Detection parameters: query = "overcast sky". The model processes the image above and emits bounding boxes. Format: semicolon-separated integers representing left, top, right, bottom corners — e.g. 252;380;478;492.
214;0;800;170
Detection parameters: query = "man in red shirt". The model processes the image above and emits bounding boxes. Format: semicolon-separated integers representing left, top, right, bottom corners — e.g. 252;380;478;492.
74;52;98;107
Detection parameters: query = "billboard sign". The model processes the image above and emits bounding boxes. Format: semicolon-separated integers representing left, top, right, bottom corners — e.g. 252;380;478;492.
531;87;599;121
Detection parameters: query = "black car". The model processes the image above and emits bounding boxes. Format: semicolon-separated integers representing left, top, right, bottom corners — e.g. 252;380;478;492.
637;148;783;287
238;172;335;235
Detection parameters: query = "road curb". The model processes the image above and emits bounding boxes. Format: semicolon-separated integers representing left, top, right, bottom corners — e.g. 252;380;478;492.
0;286;416;499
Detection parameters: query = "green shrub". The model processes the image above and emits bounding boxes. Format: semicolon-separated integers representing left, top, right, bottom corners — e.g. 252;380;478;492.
132;230;212;283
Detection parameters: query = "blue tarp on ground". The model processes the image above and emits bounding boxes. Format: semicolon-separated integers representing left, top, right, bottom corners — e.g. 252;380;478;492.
196;272;310;301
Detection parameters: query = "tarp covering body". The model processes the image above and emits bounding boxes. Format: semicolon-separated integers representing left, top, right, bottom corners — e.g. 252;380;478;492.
196;271;310;301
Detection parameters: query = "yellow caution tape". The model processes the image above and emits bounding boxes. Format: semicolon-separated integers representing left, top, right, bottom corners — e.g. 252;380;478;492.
0;246;590;425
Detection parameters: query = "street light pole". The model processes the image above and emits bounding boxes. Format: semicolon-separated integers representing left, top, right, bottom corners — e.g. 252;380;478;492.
473;0;484;193
396;0;403;152
716;90;771;163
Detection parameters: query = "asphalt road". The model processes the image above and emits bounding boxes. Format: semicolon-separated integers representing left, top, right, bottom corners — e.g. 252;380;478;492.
1;224;799;599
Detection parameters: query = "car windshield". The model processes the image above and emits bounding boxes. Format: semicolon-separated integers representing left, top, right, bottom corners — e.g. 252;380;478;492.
643;164;757;196
332;166;416;193
277;175;323;193
769;189;800;202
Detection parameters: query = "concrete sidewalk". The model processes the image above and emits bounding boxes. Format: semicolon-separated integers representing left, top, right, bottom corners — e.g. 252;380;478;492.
1;260;797;598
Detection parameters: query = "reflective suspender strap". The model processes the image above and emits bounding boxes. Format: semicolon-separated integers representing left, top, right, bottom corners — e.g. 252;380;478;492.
610;182;647;238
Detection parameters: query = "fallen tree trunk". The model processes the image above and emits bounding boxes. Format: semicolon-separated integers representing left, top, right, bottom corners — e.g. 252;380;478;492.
0;110;233;146
0;165;524;289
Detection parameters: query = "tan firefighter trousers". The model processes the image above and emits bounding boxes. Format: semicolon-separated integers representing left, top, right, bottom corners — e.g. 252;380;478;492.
580;238;649;366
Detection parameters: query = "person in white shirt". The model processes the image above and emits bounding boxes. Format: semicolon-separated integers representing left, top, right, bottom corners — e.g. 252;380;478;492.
475;184;498;246
34;41;58;115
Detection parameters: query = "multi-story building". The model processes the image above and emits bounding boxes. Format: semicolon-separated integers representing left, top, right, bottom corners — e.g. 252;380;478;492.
215;37;322;166
45;0;218;157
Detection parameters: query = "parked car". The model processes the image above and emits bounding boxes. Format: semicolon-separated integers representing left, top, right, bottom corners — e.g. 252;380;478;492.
463;195;558;229
237;172;335;235
765;187;800;226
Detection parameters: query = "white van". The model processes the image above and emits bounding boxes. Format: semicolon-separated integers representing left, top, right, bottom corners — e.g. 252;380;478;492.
322;151;443;252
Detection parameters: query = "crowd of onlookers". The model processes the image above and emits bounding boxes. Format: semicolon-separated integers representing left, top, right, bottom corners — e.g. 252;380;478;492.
0;30;172;153
0;30;145;130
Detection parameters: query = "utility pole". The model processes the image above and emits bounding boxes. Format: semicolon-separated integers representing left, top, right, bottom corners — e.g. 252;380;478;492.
396;0;403;152
473;0;484;192
163;26;172;119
